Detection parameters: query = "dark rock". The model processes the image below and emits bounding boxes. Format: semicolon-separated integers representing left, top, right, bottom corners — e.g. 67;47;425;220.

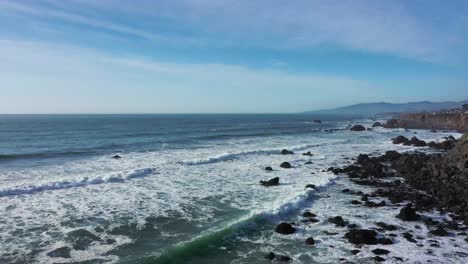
112;155;122;159
47;247;71;258
342;188;351;193
305;184;317;190
281;149;294;155
409;136;427;147
305;161;313;165
302;211;317;218
376;222;398;231
351;200;362;205
280;162;292;168
365;201;386;207
384;119;399;128
264;166;273;171
344;229;378;244
313;120;322;123
351;250;360;255
260;177;279;187
302;151;313;156
328;216;348;227
275;222;296;235
378;238;393;245
402;232;417;243
372;248;390;255
265;252;275;260
305;237;315;245
347;224;359;229
350;125;366;131
397;206;419;221
372;122;383;127
277;255;292;262
430;226;449;236
392;135;410;145
374;256;386;262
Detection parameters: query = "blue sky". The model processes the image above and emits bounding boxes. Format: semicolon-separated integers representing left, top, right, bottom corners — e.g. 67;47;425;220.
1;0;468;113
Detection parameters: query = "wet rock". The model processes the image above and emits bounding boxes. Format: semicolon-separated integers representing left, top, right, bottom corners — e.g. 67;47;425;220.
347;224;359;229
280;162;292;169
397;206;420;221
305;161;313;165
402;232;417;243
305;184;317;190
376;222;398;231
281;149;294;155
429;226;449;236
302;211;317;218
305;237;315;246
374;256;386;262
264;166;273;171
378;238;393;245
351;250;360;255
365;201;386;207
372;248;390;255
328;216;348;227
350;125;366;131
392;135;410;145
344;229;378;244
409;136;427;147
260;177;279;187
275;222;296;235
351;200;362;205
66;229;101;250
323;231;339;235
302;151;313;156
47;247;71;258
265;252;275;260
372;122;383;127
111;155;122;159
277;255;292;262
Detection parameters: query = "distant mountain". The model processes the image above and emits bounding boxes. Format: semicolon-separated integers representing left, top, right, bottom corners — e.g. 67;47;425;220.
304;100;468;116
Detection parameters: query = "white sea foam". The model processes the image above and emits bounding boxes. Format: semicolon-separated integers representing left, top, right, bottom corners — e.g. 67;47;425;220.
0;168;156;197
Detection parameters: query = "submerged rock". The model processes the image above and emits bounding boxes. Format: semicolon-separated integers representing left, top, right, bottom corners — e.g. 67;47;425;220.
275;222;296;235
47;247;71;258
66;229;101;250
260;177;279;187
429;226;449;236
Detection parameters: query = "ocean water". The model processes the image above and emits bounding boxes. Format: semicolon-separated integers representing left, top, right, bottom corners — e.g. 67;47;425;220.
0;114;464;264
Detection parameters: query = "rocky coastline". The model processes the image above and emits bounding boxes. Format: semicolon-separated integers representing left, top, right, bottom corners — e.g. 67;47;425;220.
262;130;468;262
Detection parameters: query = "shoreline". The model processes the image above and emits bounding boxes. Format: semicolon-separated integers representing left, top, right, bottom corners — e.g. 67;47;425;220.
264;132;468;263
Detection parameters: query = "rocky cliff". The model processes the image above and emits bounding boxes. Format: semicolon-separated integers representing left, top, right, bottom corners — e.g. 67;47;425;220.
385;110;468;132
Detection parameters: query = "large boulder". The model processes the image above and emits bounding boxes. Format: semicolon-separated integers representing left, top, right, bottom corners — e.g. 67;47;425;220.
328;216;348;227
384;119;399;128
397;206;420;221
275;222;296;235
409;136;427;147
350;125;366;131
260;177;279;187
344;229;378;244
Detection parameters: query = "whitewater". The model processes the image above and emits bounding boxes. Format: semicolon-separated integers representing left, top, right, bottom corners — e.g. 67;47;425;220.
0;114;464;263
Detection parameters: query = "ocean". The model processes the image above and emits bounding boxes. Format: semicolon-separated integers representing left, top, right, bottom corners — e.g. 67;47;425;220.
0;114;463;263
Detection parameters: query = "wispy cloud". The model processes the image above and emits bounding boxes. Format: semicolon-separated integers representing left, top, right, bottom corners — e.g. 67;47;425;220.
1;0;468;62
2;0;466;62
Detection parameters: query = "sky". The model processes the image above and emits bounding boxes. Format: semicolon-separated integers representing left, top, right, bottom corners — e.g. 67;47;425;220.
1;0;468;114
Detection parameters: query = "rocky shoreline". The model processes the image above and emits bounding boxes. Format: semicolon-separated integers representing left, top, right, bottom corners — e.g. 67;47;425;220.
263;132;468;262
